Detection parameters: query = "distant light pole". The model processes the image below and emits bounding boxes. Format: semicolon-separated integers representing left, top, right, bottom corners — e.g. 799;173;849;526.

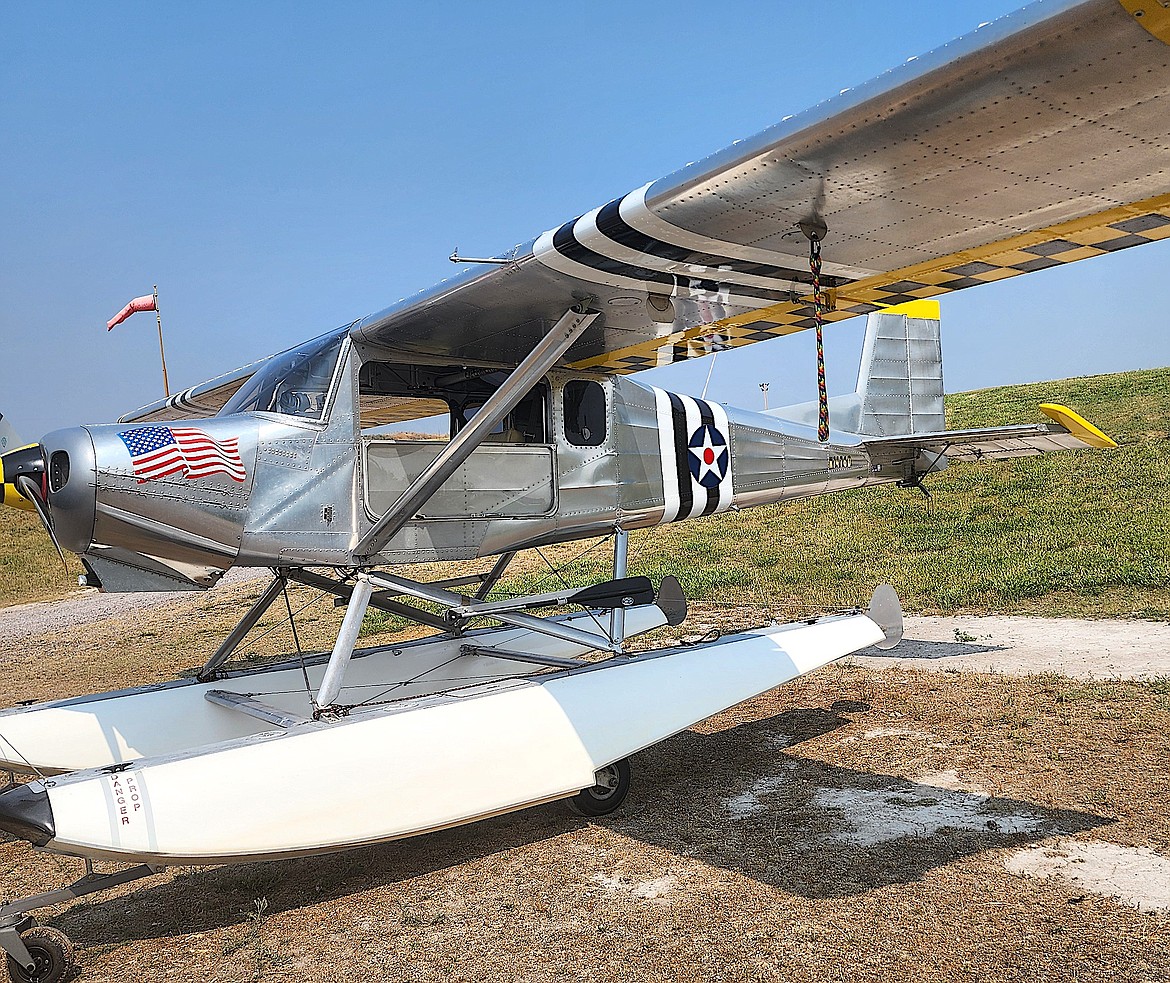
759;382;769;410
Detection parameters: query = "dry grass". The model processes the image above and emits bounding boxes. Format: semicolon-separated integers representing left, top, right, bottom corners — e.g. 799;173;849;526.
0;511;84;608
1;594;1169;982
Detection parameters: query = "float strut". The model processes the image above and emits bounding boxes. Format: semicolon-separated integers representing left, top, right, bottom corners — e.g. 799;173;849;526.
475;551;517;600
316;573;373;712
610;527;629;652
198;571;288;681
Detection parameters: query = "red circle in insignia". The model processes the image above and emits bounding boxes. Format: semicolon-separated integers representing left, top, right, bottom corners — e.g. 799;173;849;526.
703;448;715;465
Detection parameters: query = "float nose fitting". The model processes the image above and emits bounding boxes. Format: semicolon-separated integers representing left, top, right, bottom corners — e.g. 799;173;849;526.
0;782;55;847
0;443;48;512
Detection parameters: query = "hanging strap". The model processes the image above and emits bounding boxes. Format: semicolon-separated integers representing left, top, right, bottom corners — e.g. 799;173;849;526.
809;236;829;443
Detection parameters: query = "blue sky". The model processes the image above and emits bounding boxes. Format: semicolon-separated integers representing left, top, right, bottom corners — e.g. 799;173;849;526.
2;1;1167;439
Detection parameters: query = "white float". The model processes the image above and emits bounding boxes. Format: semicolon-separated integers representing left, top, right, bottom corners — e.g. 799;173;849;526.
0;605;671;775
4;608;886;864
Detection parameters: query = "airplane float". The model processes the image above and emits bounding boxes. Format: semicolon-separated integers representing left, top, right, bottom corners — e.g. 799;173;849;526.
0;0;1166;977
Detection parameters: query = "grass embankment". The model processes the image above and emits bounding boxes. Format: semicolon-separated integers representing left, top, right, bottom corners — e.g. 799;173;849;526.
0;511;84;607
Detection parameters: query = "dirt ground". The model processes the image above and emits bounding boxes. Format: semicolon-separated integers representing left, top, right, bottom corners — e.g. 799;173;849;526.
1;586;1168;982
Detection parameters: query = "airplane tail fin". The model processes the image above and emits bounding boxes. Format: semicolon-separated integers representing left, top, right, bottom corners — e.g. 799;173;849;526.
768;299;944;437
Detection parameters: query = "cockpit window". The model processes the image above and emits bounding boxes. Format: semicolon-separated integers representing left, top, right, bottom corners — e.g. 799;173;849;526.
220;332;345;421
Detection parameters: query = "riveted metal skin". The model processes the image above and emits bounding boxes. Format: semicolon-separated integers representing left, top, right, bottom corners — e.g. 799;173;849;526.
85;417;256;571
238;341;361;567
39;428;97;555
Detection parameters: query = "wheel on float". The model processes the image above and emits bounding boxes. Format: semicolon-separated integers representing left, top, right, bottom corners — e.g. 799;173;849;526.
6;926;75;983
567;758;631;817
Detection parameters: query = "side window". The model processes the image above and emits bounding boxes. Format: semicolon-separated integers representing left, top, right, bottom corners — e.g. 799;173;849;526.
563;380;606;447
455;386;548;443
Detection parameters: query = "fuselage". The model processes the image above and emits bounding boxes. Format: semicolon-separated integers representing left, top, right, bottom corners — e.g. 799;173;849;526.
8;333;904;591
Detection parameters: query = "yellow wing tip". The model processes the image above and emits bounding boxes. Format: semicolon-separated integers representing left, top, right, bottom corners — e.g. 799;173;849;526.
1039;403;1118;449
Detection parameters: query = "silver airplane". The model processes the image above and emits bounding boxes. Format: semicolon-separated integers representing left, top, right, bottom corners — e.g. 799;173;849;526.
0;0;1162;976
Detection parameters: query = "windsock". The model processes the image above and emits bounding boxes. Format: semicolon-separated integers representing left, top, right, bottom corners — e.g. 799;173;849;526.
107;293;157;331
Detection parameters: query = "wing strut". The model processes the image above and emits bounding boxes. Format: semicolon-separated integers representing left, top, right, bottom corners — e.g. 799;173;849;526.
353;305;598;561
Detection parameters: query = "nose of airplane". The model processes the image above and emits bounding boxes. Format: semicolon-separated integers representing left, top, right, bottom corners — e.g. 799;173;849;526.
1;428;97;562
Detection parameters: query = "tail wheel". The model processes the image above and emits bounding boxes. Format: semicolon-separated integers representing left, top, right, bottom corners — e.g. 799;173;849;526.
568;758;631;817
6;927;75;983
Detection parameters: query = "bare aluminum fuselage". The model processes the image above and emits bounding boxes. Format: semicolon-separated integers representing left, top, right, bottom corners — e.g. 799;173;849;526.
38;335;908;590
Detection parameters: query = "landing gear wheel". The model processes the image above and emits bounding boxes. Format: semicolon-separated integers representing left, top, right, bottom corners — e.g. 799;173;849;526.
6;927;75;983
568;758;631;817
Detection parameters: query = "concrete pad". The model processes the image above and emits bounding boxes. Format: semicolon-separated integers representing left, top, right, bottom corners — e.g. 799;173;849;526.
847;616;1170;680
1006;840;1170;912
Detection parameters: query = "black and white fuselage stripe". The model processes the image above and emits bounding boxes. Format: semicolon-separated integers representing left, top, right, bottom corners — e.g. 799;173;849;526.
653;387;735;523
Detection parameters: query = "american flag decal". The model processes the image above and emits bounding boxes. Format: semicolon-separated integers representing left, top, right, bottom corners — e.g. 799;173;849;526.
118;426;246;484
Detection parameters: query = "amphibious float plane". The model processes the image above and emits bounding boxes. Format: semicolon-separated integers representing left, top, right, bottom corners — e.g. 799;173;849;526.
1;0;1167;977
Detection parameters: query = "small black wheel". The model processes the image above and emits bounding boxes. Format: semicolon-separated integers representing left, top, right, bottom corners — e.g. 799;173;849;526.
6;926;75;983
568;759;631;817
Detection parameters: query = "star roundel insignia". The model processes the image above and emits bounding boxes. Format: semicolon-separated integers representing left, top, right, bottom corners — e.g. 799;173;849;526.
687;423;729;488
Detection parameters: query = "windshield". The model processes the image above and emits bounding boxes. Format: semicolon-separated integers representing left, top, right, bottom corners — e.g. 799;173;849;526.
220;331;345;421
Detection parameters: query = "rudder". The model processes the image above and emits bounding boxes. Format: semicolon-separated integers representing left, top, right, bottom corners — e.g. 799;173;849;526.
854;299;944;437
767;298;944;437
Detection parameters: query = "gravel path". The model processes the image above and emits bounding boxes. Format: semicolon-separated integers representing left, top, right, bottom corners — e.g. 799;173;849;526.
849;614;1170;680
0;567;268;642
3;582;1169;680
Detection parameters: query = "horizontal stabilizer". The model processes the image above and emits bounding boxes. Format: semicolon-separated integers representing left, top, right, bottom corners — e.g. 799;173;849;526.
863;403;1116;482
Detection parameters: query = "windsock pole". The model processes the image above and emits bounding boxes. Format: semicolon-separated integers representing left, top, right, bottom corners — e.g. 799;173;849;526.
154;285;170;397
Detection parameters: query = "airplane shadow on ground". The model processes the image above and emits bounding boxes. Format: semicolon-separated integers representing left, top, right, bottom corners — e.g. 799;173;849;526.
861;639;1009;660
49;704;1108;947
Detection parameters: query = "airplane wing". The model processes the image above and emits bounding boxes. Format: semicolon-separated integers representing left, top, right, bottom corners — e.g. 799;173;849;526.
346;0;1170;376
130;0;1170;414
117;357;270;424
